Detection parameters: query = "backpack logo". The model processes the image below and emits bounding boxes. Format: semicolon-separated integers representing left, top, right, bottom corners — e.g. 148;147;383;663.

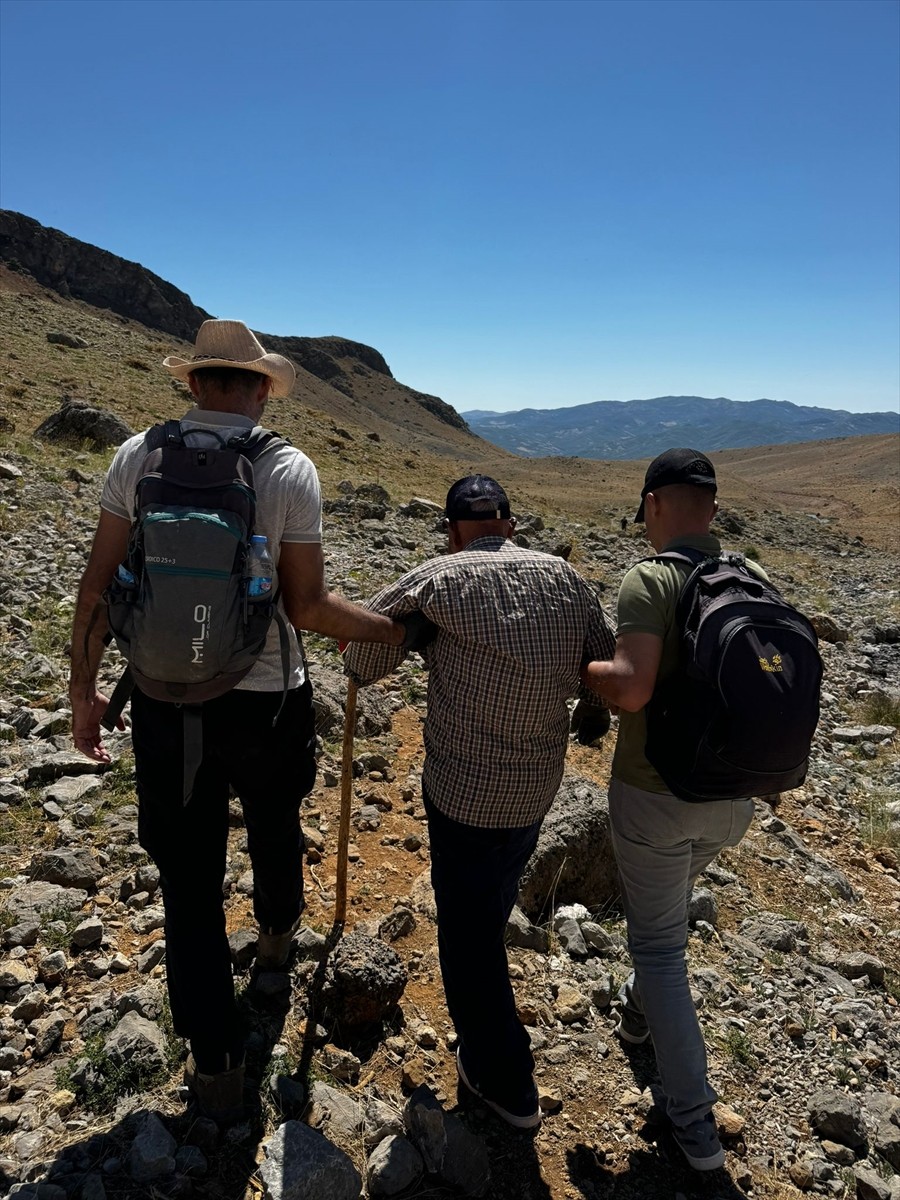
758;653;783;673
191;605;211;664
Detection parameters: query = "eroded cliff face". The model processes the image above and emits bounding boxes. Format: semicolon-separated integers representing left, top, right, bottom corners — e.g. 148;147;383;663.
0;210;211;341
0;210;471;435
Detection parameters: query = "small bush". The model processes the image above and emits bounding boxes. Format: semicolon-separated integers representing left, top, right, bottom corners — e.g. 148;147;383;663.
126;358;151;372
858;692;900;730
722;1028;756;1066
861;789;899;852
98;751;137;809
56;1029;169;1112
41;901;81;951
743;545;761;561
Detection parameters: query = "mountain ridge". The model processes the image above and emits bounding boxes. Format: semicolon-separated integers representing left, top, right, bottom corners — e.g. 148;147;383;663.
463;394;900;459
6;209;899;465
1;209;898;556
0;209;477;454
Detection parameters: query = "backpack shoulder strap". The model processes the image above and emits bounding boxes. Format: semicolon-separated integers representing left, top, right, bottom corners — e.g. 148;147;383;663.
227;427;289;462
142;419;184;453
100;667;134;732
651;547;714;567
644;548;721;624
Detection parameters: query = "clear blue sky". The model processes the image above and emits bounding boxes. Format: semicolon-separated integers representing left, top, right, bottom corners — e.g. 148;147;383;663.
1;0;898;415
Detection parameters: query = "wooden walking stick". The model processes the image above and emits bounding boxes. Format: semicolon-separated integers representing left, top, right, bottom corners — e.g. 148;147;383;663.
335;679;358;926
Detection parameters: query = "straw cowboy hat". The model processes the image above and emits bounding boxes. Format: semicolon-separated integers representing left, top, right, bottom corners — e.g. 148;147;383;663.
163;320;296;398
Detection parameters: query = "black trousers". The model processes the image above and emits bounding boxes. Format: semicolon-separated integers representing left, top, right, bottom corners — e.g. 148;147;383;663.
131;682;316;1072
424;790;542;1098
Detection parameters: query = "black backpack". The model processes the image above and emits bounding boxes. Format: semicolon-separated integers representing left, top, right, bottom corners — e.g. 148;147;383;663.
100;419;291;799
644;548;822;802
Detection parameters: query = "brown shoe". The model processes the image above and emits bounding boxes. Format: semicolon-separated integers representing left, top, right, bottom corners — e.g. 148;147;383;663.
255;917;302;971
184;1053;245;1124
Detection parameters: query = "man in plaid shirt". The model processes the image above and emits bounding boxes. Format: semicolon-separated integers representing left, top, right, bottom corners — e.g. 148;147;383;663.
345;475;614;1128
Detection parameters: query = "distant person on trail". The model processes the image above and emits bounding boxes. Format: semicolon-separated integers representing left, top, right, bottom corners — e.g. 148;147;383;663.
581;448;758;1172
69;319;412;1124
344;475;615;1130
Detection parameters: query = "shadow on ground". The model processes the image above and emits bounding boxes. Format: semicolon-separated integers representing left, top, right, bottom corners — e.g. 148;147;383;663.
566;1140;752;1200
7;923;346;1199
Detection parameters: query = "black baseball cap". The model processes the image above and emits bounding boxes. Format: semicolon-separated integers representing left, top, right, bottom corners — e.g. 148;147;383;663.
445;475;511;521
634;448;717;522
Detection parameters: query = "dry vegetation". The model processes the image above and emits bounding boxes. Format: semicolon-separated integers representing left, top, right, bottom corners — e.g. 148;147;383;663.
3;266;897;552
1;265;898;1200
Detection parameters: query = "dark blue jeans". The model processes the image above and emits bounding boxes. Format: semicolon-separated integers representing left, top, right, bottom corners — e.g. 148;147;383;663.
132;682;316;1072
424;791;542;1098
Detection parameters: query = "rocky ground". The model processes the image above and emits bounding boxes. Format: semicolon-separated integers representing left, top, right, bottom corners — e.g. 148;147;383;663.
0;438;898;1200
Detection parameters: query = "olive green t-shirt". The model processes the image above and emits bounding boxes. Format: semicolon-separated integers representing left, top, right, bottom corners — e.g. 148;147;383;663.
610;535;767;793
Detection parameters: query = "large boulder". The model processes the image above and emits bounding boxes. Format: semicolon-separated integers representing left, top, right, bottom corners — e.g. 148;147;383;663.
260;1120;361;1200
34;397;133;449
518;775;618;921
308;662;394;738
321;933;407;1030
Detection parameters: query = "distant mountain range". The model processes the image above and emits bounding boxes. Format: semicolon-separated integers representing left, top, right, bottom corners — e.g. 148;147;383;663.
3;209;897;464
462;396;900;459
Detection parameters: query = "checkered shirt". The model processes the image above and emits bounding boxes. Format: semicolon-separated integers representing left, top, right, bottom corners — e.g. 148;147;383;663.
344;537;615;828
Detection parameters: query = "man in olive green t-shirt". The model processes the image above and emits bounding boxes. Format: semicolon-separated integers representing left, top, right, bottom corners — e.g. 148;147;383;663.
582;449;755;1174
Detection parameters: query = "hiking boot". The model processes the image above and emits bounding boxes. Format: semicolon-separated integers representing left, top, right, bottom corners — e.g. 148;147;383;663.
671;1113;726;1171
255;917;302;971
184;1053;245;1124
614;1004;650;1045
456;1048;541;1130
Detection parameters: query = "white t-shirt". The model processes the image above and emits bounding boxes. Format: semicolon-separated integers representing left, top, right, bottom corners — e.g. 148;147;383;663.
101;408;322;691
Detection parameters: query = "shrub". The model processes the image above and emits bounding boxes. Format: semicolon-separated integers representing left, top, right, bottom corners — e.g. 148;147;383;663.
56;1030;169;1112
722;1028;756;1066
861;789;899;852
858;692;900;730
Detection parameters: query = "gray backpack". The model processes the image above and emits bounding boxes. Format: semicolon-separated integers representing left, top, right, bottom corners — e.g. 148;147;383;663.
102;419;291;798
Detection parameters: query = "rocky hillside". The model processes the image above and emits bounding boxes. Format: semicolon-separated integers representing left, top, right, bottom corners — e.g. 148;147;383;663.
0;211;210;342
5;260;899;567
0;422;898;1200
463;396;900;460
0;212;475;454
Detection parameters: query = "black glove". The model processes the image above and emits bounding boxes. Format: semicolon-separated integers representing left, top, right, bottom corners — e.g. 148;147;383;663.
399;611;439;653
571;700;611;746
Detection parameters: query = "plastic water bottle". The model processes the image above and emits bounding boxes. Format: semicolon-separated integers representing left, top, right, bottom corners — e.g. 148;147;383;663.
247;535;273;598
116;563;136;586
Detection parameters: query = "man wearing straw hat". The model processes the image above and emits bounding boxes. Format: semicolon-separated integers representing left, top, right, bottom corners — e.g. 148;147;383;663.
345;475;615;1130
69;320;416;1122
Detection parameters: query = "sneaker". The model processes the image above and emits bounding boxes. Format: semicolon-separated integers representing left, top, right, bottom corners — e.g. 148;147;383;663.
184;1053;245;1124
255;917;302;971
671;1113;726;1171
456;1048;541;1130
614;1004;650;1045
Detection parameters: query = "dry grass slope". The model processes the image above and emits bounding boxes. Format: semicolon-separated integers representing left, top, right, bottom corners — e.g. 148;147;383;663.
2;264;898;555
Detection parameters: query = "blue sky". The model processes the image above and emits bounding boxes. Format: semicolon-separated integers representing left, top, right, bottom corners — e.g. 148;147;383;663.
1;0;898;415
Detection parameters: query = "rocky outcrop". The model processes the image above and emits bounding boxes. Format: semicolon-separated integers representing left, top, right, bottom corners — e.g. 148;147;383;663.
34;397;134;449
517;776;618;920
0;210;211;340
1;210;473;435
266;334;471;433
267;334;393;381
